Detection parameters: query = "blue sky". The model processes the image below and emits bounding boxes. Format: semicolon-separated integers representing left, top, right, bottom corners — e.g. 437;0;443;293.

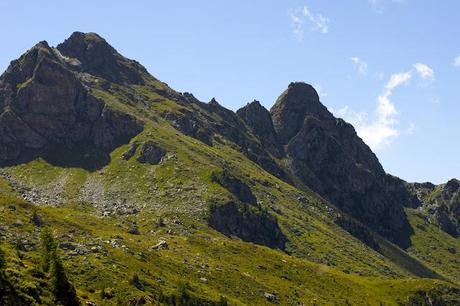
1;0;459;183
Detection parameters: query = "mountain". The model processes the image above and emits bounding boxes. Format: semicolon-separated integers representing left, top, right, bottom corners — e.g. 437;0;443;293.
0;32;459;305
408;179;460;237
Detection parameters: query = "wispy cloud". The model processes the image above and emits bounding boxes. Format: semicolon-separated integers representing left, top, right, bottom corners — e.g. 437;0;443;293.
334;63;434;151
351;57;368;75
289;5;330;41
303;6;330;34
453;55;460;67
358;71;411;150
289;11;305;41
413;63;434;80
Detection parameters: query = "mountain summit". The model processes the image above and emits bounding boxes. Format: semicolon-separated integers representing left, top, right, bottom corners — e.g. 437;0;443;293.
0;32;459;305
56;32;149;84
0;33;143;168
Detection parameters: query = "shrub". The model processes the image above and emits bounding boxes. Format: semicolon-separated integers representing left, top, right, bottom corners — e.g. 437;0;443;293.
130;273;144;291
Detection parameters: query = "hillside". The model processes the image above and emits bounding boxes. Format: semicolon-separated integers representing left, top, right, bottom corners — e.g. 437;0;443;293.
0;32;459;305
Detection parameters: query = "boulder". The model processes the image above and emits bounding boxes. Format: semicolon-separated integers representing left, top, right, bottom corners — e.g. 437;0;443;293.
264;292;278;303
122;142;139;160
137;141;166;165
151;240;168;250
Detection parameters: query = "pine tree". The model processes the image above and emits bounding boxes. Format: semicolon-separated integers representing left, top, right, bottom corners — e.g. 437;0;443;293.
40;227;56;273
40;227;80;306
50;254;79;306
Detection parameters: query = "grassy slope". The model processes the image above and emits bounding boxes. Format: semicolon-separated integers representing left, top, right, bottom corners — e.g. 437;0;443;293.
1;193;456;306
0;80;459;304
405;208;460;283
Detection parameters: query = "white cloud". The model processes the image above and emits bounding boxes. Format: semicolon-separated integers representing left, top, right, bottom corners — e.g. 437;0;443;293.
333;71;412;151
413;63;434;80
351;57;368;75
336;62;435;151
453;55;460;67
289;5;330;41
385;71;412;91
362;71;411;150
289;12;305;41
335;106;368;126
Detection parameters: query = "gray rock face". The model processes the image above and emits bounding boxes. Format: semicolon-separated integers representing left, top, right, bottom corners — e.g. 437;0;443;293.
163;110;212;145
270;82;412;247
237;100;283;158
208;201;287;251
271;82;330;144
408;179;460;237
163;98;291;183
211;170;257;205
121;142;140;160
0;36;143;167
56;32;148;85
92;106;143;151
137;141;166;165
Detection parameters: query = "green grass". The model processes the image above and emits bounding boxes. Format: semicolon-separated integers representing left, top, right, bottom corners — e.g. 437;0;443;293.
1;194;457;305
405;208;460;284
1;81;459;305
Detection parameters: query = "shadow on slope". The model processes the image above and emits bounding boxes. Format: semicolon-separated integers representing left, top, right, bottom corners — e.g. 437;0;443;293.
0;143;112;172
375;234;444;280
208;201;287;251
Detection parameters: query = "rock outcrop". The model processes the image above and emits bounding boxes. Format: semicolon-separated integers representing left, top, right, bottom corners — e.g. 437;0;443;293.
208;201;287;250
237;100;283;158
211;170;257;205
163;97;291;182
408;179;460;237
0;36;143;168
270;82;413;247
137;141;166;165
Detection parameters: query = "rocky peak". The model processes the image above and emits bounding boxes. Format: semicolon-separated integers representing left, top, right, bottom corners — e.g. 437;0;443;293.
1;41;57;88
205;97;240;125
0;35;143;168
56;32;147;84
270;82;331;144
209;97;219;105
267;83;412;246
237;100;282;157
444;179;460;194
